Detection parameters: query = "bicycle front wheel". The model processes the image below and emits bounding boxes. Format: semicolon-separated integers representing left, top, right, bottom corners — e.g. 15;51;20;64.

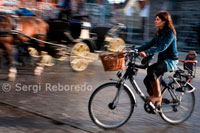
88;82;135;129
160;85;195;124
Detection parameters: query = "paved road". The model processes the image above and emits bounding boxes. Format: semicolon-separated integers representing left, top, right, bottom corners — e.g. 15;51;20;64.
0;52;199;133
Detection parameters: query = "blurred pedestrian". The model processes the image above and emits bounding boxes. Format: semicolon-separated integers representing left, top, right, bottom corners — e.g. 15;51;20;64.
138;0;150;35
58;0;72;21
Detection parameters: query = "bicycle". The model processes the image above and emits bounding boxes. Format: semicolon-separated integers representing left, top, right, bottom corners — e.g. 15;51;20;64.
88;49;198;129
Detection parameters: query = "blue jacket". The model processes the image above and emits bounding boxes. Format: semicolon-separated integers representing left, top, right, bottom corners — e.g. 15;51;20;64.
137;28;178;62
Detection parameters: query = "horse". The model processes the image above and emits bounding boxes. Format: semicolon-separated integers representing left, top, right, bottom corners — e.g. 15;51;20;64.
0;13;49;81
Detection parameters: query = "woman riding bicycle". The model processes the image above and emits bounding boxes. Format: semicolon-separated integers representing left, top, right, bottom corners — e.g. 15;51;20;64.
136;11;179;106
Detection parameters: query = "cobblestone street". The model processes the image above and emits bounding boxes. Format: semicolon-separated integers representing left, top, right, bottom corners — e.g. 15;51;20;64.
0;52;199;133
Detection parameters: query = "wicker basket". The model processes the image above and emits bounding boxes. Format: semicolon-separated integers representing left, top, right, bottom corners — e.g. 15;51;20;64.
100;52;125;71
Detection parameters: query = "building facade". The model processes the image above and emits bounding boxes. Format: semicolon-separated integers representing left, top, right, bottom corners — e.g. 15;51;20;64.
148;0;200;52
0;0;58;20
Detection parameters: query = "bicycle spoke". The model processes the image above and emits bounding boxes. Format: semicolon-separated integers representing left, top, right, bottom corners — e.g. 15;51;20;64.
160;85;195;124
88;83;134;128
179;105;190;111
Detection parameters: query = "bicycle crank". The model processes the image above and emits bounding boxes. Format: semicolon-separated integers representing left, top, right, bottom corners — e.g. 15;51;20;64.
144;102;161;114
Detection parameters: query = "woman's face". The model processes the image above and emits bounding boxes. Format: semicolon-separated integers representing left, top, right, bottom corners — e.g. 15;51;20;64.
155;16;166;29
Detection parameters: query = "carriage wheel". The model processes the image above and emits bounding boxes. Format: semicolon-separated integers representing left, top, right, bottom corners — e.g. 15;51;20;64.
107;38;126;52
70;42;90;72
83;39;97;52
28;47;40;58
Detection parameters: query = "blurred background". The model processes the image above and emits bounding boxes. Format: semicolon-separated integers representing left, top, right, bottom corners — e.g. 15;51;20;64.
0;0;199;52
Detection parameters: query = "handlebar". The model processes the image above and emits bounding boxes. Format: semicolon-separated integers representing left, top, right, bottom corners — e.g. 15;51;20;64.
124;49;150;69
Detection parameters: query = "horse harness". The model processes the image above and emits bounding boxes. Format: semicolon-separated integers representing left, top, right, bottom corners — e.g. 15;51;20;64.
0;14;21;37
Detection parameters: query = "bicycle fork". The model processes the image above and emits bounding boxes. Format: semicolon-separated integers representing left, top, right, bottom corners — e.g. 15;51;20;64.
108;82;124;110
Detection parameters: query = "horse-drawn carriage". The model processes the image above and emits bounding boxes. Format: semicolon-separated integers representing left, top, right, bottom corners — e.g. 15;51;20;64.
32;14;127;71
0;12;126;81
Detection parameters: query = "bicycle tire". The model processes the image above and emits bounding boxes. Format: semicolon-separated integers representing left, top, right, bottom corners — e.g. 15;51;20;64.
159;83;195;124
88;82;135;129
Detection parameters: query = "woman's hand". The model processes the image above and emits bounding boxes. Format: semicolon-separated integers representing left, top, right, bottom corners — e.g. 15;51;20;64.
139;51;147;58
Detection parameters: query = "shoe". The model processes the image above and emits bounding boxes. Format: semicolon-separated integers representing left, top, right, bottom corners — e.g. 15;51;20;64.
146;95;162;106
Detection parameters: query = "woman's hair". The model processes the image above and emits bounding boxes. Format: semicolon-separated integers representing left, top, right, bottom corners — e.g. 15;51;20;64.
156;11;176;36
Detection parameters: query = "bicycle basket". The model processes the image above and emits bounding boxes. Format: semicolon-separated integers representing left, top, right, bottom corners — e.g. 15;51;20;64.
100;52;125;71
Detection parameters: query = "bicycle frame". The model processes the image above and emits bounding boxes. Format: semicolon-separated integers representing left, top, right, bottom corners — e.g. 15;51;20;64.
115;66;191;109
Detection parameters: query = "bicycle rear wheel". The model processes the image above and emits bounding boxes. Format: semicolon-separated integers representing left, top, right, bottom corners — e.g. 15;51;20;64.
88;82;135;129
160;85;195;124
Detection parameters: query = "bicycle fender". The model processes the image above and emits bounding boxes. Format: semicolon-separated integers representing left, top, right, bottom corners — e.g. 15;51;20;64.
186;83;196;93
123;83;137;106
